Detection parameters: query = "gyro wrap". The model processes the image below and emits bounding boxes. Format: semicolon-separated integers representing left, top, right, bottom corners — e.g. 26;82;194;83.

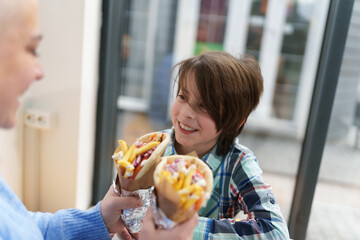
153;155;213;227
112;132;170;233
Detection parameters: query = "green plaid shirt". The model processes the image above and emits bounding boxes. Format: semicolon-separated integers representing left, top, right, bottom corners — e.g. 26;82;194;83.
163;128;289;239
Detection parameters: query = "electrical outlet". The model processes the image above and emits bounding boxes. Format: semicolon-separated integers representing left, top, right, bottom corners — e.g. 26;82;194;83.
24;108;57;130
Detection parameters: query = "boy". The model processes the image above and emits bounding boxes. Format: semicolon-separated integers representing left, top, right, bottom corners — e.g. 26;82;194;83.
163;51;290;239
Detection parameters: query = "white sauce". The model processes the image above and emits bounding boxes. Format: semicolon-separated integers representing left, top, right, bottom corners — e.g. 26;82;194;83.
196;178;206;187
178;189;190;195
112;151;124;161
125;171;133;177
140;159;148;167
172;172;179;179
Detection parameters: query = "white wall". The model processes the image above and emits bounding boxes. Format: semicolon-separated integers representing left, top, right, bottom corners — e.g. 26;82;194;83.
0;0;101;212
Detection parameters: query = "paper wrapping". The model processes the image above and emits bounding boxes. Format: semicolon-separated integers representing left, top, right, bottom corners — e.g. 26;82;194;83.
151;193;178;230
116;157;158;192
154;174;196;223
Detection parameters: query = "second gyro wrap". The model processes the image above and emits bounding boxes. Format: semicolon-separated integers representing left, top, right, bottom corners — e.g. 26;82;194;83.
153;155;213;225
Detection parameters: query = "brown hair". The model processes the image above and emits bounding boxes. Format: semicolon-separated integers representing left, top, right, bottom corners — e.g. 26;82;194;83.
172;51;263;155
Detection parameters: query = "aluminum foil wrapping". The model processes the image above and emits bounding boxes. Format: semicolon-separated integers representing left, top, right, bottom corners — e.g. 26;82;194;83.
151;194;178;230
120;186;154;233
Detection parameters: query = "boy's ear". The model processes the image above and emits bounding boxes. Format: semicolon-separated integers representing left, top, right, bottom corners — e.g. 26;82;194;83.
239;118;246;129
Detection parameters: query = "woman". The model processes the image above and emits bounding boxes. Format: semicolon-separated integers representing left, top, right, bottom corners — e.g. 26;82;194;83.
0;0;197;239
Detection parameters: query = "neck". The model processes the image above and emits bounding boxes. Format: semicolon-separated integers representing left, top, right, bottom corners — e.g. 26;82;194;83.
174;141;213;159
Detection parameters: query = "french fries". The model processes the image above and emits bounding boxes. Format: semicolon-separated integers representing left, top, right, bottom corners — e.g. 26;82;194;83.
112;133;165;178
159;160;206;211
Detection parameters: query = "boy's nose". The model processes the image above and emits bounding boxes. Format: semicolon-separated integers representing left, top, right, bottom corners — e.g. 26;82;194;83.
182;103;196;119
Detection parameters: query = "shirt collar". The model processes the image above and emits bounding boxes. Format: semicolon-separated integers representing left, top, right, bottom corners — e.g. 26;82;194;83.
166;128;223;172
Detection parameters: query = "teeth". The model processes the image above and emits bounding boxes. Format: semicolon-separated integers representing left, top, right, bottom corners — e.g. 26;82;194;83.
180;122;196;131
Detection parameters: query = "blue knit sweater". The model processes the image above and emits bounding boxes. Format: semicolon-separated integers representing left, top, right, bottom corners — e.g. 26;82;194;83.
0;174;111;240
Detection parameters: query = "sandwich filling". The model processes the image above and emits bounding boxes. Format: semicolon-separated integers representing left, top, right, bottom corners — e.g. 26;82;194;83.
113;134;160;178
160;157;208;211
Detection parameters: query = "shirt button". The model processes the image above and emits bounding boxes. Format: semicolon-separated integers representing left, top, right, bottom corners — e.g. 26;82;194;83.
267;193;276;204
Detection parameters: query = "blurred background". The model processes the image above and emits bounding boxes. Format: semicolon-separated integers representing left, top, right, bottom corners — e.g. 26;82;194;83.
111;1;360;238
0;0;359;239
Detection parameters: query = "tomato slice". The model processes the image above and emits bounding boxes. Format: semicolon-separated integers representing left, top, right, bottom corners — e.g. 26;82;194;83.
149;133;157;142
194;195;203;211
131;154;150;179
195;169;204;178
131;164;143;179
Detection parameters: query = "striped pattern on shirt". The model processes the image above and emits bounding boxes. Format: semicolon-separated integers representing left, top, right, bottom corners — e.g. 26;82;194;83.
162;128;290;240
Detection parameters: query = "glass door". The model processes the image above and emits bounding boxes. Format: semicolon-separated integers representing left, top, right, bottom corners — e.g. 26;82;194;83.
117;0;159;112
116;0;178;143
173;0;330;139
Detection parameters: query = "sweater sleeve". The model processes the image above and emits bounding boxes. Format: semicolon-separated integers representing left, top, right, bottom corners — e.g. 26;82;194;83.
193;154;290;239
29;202;112;240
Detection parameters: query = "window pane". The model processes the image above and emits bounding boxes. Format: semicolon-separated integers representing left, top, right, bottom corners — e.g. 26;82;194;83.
307;2;360;237
119;0;150;99
195;0;228;54
245;0;268;60
272;1;314;120
116;0;177;141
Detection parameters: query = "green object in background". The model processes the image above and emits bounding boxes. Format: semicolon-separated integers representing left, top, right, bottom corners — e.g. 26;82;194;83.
194;42;223;55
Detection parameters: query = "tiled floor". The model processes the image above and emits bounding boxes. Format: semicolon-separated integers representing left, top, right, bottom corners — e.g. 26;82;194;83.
116;111;360;239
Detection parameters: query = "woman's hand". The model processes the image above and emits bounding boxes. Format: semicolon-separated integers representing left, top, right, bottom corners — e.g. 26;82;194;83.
101;186;142;240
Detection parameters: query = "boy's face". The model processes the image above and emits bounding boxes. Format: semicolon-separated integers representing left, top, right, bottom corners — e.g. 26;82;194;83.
172;74;221;157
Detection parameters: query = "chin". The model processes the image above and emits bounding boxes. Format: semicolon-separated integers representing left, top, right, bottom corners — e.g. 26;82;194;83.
0;116;17;129
175;134;192;147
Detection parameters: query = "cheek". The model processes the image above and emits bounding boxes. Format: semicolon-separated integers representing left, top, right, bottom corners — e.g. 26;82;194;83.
201;116;218;134
17;62;38;90
171;101;180;120
6;55;36;89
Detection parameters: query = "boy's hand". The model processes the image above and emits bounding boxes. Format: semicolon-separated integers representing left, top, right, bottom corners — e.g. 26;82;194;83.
139;207;198;240
101;186;143;239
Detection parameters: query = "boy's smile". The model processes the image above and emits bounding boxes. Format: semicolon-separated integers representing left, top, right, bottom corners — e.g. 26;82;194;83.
172;74;221;158
178;122;197;133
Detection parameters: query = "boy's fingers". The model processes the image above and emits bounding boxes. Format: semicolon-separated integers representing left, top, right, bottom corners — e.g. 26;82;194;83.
142;207;154;223
139;207;156;238
131;232;140;240
172;214;199;235
118;228;132;240
111;196;143;211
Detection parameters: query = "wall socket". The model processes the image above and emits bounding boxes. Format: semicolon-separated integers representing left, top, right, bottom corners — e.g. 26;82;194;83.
24;108;57;130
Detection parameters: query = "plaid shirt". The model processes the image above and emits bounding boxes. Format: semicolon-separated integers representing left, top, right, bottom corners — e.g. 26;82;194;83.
163;128;290;239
